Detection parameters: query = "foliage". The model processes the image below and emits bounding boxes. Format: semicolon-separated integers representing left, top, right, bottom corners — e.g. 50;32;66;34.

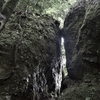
16;0;77;28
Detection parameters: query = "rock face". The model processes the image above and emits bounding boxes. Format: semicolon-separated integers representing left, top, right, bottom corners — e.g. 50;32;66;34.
0;11;60;99
58;0;100;100
62;0;100;79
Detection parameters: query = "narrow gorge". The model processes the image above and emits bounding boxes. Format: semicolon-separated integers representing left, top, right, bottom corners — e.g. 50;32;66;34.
0;0;100;100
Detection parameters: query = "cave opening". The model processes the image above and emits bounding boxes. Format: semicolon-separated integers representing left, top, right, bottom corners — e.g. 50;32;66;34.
61;37;68;77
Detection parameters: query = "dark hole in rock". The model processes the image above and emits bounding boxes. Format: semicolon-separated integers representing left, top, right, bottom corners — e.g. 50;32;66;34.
0;22;2;26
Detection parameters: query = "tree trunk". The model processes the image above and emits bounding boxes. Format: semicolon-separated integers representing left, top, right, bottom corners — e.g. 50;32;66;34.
0;0;19;31
0;0;4;12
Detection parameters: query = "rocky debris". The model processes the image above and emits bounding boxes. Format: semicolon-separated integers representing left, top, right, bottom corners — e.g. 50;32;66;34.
59;72;100;100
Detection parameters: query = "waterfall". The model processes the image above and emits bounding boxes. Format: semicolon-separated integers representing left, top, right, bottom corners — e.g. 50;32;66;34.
61;37;68;77
51;57;62;97
51;37;67;97
33;62;48;100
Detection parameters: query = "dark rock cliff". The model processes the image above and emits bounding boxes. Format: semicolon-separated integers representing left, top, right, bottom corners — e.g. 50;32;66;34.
59;0;100;100
0;11;60;100
62;0;100;79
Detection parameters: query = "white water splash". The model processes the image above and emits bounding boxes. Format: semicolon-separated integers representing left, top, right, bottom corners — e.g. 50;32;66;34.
61;37;68;76
52;58;62;96
33;62;47;99
52;67;62;95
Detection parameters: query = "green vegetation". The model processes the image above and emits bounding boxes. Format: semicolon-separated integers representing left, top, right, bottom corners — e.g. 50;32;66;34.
16;0;76;28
